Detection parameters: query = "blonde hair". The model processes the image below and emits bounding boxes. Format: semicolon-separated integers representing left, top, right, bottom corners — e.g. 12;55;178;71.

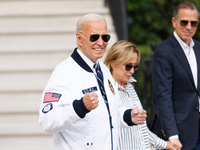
104;40;140;74
76;13;106;33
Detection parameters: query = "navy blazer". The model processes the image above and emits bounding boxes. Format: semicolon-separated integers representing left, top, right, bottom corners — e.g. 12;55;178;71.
151;34;200;150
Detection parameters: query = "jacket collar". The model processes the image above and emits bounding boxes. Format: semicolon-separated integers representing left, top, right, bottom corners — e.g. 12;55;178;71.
71;48;93;73
170;34;195;86
193;42;200;91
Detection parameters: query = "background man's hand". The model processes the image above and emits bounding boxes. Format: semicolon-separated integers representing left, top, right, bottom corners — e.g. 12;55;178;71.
83;92;99;111
165;140;175;150
131;107;147;125
169;138;182;150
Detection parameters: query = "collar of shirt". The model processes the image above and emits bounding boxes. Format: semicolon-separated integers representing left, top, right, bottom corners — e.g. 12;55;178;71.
77;48;97;71
117;76;137;91
129;76;137;83
173;31;200;111
173;31;195;54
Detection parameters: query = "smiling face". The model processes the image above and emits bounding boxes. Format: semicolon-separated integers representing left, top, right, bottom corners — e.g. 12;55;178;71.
172;8;199;46
76;20;108;63
111;52;138;88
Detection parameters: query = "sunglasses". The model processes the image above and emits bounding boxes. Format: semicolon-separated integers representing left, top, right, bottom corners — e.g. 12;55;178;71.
125;63;140;71
180;20;199;27
80;32;111;42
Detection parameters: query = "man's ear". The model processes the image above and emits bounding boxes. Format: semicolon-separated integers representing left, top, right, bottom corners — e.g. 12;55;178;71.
172;17;176;28
76;32;82;46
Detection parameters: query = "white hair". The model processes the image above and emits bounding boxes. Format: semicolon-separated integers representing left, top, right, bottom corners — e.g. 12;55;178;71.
76;13;106;33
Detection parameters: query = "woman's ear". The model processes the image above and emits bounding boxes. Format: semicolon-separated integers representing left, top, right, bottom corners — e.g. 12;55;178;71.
110;60;115;69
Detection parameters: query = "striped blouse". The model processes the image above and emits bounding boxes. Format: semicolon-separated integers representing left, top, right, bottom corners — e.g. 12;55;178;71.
117;77;166;150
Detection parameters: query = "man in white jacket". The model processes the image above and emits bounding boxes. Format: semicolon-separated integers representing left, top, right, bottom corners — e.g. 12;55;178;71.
39;13;147;150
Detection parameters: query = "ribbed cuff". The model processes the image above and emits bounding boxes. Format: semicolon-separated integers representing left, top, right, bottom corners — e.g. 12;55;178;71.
123;109;136;126
73;98;90;118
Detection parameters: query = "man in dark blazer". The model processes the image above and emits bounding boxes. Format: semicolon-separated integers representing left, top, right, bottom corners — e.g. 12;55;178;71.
151;2;200;150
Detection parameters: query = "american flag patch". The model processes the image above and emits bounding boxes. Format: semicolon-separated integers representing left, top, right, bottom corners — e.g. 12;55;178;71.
43;93;61;103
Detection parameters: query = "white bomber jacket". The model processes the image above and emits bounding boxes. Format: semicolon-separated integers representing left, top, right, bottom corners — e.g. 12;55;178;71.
39;48;132;150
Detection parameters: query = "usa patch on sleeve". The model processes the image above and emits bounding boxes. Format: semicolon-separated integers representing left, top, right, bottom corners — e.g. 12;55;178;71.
43;92;61;103
42;103;53;113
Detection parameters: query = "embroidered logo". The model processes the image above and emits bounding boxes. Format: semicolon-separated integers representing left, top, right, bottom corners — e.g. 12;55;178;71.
42;103;53;114
82;86;98;94
43;93;61;103
108;79;115;95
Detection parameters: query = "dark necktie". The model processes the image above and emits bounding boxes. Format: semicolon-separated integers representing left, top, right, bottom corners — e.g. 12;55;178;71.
94;63;114;147
94;63;108;104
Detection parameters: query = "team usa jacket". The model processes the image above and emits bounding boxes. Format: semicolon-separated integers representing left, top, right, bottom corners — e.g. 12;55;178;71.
39;48;132;150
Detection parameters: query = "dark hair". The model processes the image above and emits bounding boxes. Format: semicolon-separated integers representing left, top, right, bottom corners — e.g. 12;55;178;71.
173;2;199;20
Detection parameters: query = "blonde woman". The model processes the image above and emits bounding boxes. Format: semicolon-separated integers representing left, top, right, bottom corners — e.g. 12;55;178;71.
104;40;173;150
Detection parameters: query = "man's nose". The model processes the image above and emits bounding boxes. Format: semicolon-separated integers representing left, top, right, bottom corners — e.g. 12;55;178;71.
186;22;192;29
96;36;104;45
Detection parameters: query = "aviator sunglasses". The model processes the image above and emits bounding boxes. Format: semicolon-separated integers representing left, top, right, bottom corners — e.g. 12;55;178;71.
125;63;140;71
180;20;199;27
80;32;111;42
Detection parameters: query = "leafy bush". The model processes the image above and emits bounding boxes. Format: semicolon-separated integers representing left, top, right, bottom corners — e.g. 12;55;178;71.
126;0;200;45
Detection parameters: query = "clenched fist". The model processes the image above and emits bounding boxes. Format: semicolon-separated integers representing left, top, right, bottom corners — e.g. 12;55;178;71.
169;138;182;150
83;92;99;111
131;107;147;125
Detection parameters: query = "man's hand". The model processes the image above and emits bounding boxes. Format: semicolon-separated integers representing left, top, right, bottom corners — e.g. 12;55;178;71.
83;92;99;111
131;107;147;125
165;140;175;150
169;138;182;150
